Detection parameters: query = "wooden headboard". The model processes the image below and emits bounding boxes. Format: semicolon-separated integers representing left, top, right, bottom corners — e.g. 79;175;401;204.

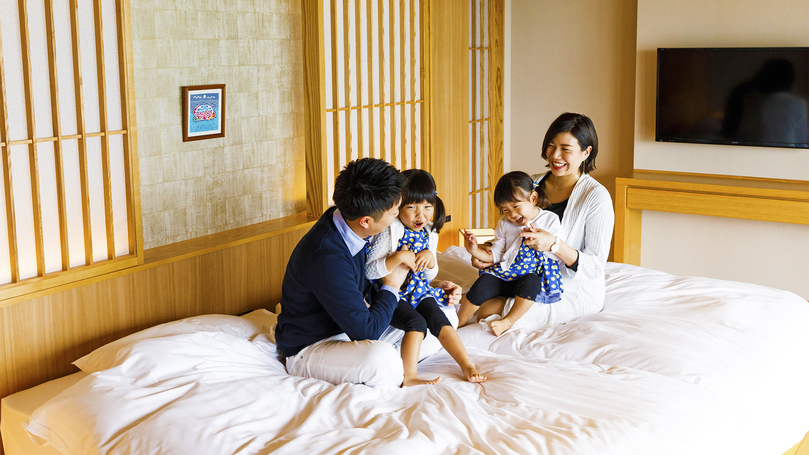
614;170;809;265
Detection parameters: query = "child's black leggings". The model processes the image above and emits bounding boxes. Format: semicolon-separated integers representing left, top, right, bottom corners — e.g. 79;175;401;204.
389;297;451;338
465;273;542;306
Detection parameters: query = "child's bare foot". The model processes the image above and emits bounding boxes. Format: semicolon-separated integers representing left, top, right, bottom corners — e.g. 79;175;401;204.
462;364;486;383
489;316;513;336
402;375;443;387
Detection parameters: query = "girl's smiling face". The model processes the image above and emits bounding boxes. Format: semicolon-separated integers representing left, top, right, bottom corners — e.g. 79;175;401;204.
498;190;540;226
545;132;591;178
399;200;435;231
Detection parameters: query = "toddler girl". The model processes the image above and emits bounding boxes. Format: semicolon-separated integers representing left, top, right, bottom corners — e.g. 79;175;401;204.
457;171;565;336
366;169;486;386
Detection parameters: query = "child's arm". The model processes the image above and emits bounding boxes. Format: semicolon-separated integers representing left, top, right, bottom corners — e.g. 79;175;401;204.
414;249;435;272
461;229;495;263
418;231;440;282
366;224;416;279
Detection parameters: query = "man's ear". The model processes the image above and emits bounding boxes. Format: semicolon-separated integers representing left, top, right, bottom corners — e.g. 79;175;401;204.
357;215;373;229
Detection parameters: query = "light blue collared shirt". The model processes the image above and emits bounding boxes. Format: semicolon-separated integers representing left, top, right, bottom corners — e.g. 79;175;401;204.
333;209;368;257
333;209;398;296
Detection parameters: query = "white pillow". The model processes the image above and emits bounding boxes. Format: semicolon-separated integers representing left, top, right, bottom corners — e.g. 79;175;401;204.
74;309;278;374
435;246;480;292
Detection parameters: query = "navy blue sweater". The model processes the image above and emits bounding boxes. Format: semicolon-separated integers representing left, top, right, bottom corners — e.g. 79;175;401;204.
276;207;399;357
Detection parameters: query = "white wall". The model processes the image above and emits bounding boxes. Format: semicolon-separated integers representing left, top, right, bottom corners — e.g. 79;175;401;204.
634;0;809;298
634;0;809;179
508;0;637;202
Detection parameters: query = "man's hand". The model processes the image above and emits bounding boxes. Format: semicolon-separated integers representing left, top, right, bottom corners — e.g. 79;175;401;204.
393;245;417;270
434;280;462;305
381;262;410;289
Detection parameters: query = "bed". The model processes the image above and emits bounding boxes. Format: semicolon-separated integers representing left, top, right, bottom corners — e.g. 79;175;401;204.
2;246;809;455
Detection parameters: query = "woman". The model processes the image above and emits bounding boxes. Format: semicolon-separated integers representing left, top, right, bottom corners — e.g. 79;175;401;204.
461;112;614;332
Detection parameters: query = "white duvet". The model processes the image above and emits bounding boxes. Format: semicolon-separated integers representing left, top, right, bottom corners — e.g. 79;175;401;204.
24;261;809;455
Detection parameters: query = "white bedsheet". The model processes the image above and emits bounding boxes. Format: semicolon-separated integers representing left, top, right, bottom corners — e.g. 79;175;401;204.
17;262;809;455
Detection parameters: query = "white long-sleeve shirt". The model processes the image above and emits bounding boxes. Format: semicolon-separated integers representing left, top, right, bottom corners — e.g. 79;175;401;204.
488;209;563;273
365;218;439;283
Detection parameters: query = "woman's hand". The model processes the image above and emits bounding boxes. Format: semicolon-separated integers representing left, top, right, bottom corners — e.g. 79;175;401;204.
433;280;462;305
520;227;556;252
471;244;494;269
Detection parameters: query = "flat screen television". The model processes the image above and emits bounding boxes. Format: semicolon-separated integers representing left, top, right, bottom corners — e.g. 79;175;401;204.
656;47;809;148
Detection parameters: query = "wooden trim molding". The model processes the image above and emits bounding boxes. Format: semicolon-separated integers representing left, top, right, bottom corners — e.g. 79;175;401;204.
0;213;315;308
614;170;809;265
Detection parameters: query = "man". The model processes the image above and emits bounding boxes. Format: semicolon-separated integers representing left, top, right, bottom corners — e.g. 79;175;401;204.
277;158;423;386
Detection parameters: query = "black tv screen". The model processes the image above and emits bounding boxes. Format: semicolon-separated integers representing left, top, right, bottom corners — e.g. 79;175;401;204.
656;47;809;148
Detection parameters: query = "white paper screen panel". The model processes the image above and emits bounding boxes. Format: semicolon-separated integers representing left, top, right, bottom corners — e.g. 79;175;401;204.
0;0;134;289
323;0;425;202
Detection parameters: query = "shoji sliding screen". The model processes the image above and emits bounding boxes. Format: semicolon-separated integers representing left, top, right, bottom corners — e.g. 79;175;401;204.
303;0;430;216
468;0;503;229
0;0;140;304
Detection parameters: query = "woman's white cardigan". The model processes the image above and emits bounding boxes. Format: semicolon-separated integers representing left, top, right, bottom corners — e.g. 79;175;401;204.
502;171;614;329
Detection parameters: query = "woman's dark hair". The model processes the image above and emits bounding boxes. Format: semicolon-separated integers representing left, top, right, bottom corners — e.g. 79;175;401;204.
400;169;446;233
541;112;599;174
493;171;549;210
333;158;404;221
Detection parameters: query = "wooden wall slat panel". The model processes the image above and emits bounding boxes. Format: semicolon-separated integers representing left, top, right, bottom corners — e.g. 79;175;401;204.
354;0;364;158
487;0;504;227
329;0;341;180
0;23;20;281
92;0;115;260
69;0;93;266
115;0;140;257
419;0;430;170
409;0;416;168
365;0;375;159
44;0;70;271
377;0;386;160
388;0;396;166
302;0;329;218
342;0;352;161
399;0;406;168
430;0;468;249
18;0;47;276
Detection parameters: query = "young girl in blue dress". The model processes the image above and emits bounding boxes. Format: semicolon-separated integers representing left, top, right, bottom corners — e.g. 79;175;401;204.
457;171;565;336
366;169;486;386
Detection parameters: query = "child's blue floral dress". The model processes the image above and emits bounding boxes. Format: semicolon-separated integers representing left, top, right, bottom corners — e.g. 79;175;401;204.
395;227;446;308
481;239;563;304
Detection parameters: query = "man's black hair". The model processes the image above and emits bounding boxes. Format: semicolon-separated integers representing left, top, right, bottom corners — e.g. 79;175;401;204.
332;158;404;220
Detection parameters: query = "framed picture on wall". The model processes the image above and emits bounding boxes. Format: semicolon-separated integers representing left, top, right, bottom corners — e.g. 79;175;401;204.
182;84;226;142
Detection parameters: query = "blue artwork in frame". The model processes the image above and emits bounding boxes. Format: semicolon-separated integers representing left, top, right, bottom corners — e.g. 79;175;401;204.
183;84;226;142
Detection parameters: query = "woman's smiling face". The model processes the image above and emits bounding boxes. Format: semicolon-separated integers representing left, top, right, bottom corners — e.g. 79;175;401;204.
544;132;591;178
